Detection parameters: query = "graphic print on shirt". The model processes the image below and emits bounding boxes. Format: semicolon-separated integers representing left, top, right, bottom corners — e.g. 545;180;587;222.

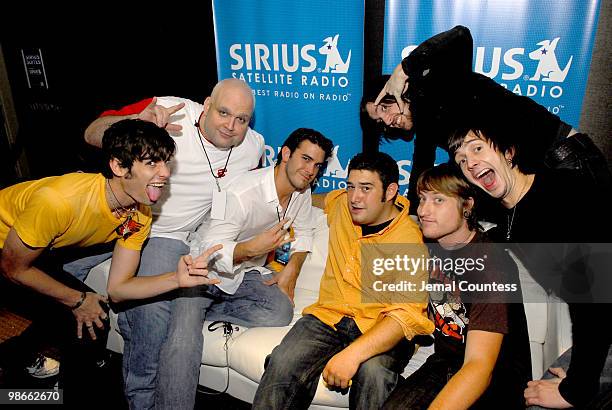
429;266;468;343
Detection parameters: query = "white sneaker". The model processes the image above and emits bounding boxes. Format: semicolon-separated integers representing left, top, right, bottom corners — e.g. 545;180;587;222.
25;354;60;378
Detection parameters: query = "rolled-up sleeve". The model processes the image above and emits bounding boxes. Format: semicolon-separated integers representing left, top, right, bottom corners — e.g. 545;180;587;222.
378;240;434;340
200;192;245;278
381;304;434;340
290;191;314;254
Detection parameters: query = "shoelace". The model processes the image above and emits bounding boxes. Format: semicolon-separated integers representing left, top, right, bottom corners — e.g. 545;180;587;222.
27;355;44;371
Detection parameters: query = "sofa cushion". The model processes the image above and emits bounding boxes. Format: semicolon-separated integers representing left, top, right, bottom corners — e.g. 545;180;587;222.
200;288;319;367
509;250;549;343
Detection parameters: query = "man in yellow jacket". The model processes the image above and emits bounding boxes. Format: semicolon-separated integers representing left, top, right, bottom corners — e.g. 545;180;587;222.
254;151;433;409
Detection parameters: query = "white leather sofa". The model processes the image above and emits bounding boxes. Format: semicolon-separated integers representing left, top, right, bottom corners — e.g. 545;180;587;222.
84;207;571;407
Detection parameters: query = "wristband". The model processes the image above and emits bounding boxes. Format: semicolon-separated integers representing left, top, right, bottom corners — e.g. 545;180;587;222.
71;291;87;310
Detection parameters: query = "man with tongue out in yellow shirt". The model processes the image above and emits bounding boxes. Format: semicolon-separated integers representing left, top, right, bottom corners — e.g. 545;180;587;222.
0;119;221;404
0;119;222;335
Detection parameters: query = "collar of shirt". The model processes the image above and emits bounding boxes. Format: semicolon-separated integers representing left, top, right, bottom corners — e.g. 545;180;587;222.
261;165;299;212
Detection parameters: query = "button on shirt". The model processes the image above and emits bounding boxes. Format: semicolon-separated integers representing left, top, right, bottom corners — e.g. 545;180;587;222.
302;189;434;339
198;166;314;294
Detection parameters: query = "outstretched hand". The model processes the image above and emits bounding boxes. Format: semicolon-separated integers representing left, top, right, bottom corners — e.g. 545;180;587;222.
374;63;409;106
138;96;185;132
177;244;223;288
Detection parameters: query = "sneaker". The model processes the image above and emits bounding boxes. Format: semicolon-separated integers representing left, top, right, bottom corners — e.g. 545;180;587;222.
25;354;60;378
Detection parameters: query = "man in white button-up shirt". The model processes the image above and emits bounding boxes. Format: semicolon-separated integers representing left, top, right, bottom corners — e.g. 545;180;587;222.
156;128;334;410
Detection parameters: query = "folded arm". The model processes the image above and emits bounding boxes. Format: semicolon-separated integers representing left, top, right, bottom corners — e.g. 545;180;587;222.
322;316;406;389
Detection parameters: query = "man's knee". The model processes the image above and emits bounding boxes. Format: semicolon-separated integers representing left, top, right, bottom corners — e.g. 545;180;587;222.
119;300;171;346
265;293;294;326
264;343;301;380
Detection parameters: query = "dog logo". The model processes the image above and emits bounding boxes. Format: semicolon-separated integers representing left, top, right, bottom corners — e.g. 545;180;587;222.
528;37;573;82
319;34;352;73
323;146;349;178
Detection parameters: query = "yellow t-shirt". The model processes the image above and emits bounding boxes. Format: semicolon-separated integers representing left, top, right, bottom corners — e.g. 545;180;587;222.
0;173;151;251
302;189;434;340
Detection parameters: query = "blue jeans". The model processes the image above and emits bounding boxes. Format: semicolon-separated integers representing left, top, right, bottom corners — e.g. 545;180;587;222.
62;243;113;281
117;237;188;410
155;270;293;410
382;354;456;410
252;315;414;410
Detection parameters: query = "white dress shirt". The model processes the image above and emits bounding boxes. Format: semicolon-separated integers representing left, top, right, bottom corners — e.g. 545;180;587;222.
197;166;314;294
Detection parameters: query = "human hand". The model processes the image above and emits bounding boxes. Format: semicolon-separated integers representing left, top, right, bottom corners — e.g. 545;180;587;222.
177;244;223;288
264;267;297;304
137;96;185;132
72;292;109;340
244;218;294;259
524;367;572;408
322;349;360;390
374;63;408;106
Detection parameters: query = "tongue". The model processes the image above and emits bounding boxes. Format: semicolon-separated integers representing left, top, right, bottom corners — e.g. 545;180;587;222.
146;186;162;202
481;171;496;190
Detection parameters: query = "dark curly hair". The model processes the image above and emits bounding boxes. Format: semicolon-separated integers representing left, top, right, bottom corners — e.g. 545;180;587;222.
348;151;399;202
101;119;176;178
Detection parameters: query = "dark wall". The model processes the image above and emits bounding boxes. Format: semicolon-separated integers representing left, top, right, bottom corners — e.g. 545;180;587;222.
1;12;217;179
2;3;610;180
580;0;612;169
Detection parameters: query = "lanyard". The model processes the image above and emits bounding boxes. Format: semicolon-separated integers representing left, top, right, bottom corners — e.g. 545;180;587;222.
195;117;233;192
276;194;294;224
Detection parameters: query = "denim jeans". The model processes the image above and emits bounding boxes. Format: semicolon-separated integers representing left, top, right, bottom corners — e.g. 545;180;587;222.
527;346;612;410
116;237;188;410
382;354;459;410
155;269;293;410
63;249;113;281
252;315;414;410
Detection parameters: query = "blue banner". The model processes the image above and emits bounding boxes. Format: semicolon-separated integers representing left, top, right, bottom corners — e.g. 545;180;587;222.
382;0;601;195
213;0;365;192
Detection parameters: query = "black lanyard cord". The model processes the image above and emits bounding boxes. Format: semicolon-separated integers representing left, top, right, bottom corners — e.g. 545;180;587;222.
195;118;233;191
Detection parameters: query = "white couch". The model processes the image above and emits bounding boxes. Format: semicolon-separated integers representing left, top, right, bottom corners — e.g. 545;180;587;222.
84;207;571;407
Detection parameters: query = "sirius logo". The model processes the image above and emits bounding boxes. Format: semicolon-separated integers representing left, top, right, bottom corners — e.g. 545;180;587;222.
400;36;573;101
229;43;317;73
528;38;573;82
319;34;352;73
229;34;352;74
323;146;349;179
401;37;573;83
230;36;352;91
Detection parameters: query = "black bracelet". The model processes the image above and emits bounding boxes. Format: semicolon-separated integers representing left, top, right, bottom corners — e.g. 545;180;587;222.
71;291;87;310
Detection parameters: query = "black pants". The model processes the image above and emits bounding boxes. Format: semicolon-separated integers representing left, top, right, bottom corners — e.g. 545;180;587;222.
0;249;110;404
382;353;526;410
